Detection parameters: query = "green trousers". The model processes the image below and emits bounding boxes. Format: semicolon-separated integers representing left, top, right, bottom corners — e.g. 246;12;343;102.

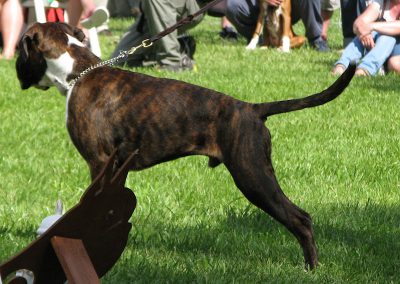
111;0;203;67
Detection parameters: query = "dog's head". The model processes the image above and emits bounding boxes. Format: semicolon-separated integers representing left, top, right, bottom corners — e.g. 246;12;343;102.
16;22;87;91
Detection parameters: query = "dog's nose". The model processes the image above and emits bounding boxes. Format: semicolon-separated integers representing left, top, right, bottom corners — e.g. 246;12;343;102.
20;81;31;90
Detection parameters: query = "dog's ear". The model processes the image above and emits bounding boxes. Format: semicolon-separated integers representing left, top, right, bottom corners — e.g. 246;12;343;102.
58;22;86;42
16;29;47;90
19;35;31;61
18;32;40;61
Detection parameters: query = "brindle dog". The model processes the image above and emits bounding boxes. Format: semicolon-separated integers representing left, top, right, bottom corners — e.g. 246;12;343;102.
16;22;355;269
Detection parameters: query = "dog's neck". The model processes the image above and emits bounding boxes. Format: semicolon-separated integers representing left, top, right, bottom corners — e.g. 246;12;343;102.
43;35;101;95
43;51;75;94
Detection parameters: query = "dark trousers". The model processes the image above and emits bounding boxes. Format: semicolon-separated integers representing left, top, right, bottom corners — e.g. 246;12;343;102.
340;0;367;45
226;0;323;43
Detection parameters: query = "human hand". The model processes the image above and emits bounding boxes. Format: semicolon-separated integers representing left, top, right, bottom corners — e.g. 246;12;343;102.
360;34;375;49
265;0;283;7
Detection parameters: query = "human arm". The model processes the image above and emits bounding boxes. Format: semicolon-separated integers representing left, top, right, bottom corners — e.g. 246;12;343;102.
353;3;381;37
371;20;400;36
266;0;283;7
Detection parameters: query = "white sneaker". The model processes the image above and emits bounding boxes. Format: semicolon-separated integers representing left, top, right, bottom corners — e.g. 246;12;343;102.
80;6;109;29
377;66;386;76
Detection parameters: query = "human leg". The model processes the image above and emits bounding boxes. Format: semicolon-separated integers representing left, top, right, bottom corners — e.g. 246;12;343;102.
292;0;329;51
110;17;151;66
357;34;396;76
387;56;400;74
67;0;84;27
386;38;400;74
340;0;357;47
331;35;366;75
226;0;258;42
335;37;368;67
143;0;201;68
340;0;367;47
321;10;333;41
292;0;322;42
219;17;238;40
0;0;24;59
321;0;340;42
208;0;226;17
67;0;97;27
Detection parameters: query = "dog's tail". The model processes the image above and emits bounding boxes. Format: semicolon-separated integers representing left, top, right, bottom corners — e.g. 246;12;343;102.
254;63;356;120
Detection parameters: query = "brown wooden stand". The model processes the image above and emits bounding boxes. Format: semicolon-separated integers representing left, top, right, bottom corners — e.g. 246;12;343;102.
0;149;138;284
51;236;100;284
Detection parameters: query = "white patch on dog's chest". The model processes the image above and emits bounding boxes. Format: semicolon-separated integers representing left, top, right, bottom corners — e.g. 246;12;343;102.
45;53;74;80
44;51;75;92
270;6;283;28
66;86;74;123
43;35;81;91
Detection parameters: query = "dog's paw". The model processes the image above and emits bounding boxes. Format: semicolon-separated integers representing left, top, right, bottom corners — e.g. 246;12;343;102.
280;36;290;53
246;36;259;50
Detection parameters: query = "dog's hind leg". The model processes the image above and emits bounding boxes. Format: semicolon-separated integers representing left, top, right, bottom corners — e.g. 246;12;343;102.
223;128;318;269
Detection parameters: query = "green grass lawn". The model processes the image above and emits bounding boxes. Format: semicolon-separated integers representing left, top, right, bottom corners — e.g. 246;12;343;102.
1;14;399;283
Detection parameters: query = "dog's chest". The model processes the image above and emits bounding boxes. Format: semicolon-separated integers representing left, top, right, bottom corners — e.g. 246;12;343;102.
267;6;283;30
264;6;284;45
43;52;75;92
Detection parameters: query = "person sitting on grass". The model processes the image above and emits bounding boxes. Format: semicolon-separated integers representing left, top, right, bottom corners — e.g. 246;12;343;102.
332;0;400;76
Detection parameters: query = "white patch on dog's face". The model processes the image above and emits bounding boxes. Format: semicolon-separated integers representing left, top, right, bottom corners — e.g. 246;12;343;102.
67;34;85;47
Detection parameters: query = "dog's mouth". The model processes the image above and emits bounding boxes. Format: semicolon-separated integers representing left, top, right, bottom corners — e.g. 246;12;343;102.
35;85;50;91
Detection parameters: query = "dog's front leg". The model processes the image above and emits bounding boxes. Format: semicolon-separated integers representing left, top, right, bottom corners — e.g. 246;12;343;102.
246;0;267;50
280;0;291;52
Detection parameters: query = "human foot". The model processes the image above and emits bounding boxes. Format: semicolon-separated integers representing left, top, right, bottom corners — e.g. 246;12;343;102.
331;64;346;76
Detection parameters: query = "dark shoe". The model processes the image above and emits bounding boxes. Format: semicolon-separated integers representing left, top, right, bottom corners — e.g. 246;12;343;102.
156;55;194;72
219;26;238;41
312;38;330;52
178;35;196;59
125;59;144;67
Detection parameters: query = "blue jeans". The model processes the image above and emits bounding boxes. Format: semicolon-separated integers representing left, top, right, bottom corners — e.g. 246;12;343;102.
335;32;397;75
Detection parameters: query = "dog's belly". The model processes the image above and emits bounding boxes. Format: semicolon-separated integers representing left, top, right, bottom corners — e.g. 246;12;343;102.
66;68;240;170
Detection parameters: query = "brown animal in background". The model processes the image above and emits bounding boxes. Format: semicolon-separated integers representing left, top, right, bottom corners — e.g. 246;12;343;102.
16;22;355;270
246;0;306;52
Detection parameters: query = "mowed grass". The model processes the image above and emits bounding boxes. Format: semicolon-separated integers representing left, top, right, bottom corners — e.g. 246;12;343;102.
1;14;399;283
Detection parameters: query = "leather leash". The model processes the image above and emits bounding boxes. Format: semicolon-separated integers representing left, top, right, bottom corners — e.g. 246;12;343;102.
68;0;224;89
148;0;224;44
122;0;225;58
